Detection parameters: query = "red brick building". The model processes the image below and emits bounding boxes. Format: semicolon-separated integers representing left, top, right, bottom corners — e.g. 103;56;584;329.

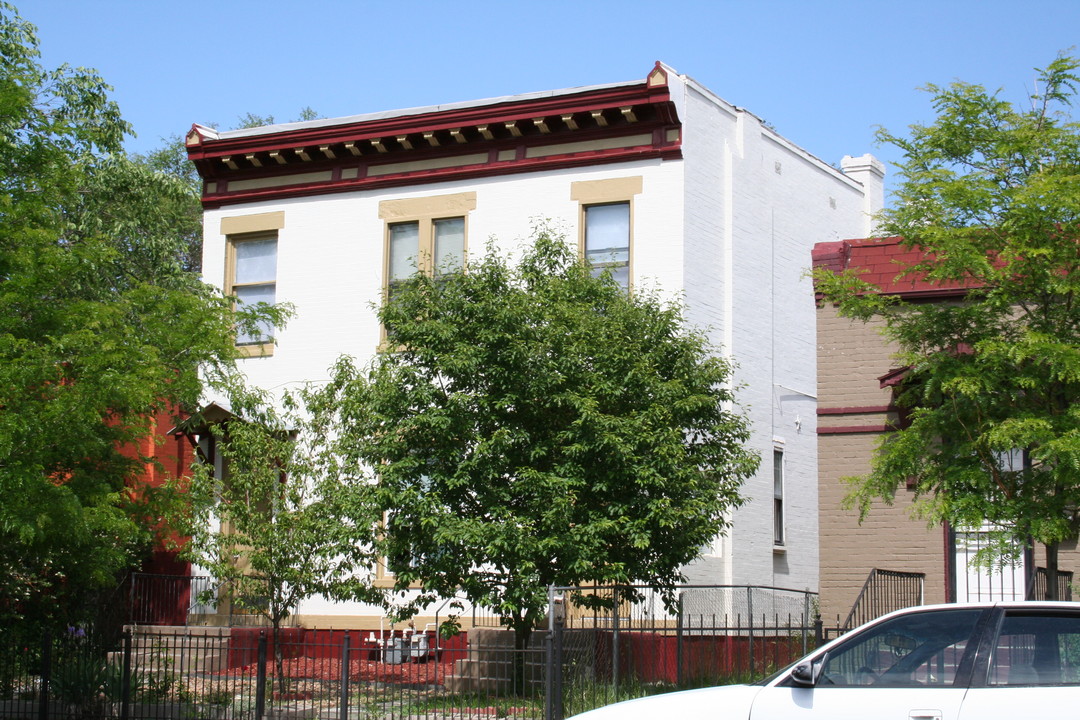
122;407;197;624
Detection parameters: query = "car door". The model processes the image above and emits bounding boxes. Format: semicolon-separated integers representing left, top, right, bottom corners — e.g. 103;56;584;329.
750;607;986;720
957;607;1080;719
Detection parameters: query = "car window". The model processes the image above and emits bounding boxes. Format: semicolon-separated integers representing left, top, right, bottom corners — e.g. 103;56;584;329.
988;611;1080;686
818;609;982;688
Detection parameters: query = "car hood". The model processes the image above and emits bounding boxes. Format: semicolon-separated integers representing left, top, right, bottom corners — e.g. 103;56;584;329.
570;684;764;719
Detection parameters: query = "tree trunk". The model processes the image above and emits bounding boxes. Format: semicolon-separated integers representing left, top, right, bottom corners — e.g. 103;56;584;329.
272;619;288;694
1045;541;1060;601
511;617;534;696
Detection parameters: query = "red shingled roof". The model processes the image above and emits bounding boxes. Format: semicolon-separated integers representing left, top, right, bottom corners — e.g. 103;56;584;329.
812;237;982;298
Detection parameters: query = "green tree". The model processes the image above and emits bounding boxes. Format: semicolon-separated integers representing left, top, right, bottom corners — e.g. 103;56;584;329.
176;386;380;690
815;55;1080;598
326;225;758;655
129;136;204;272
0;3;281;630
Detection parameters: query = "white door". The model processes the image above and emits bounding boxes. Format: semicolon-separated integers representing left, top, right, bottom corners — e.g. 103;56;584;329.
954;527;1027;602
959;686;1075;719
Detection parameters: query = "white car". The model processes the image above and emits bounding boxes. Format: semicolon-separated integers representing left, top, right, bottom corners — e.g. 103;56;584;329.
571;601;1080;720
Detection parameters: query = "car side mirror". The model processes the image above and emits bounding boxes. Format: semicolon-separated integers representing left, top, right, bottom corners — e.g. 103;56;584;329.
790;653;827;688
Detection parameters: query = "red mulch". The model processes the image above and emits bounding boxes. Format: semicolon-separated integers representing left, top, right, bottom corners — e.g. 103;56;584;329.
217;655;460;684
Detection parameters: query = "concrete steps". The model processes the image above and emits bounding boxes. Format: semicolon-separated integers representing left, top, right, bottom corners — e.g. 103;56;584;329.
443;628;545;694
123;625;232;673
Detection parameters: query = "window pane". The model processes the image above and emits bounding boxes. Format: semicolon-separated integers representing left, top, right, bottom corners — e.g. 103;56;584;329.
433;217;465;275
235;284;276;344
819;609;981;687
590;263;630;287
995;448;1026;473
587;248;630;266
773;450;784;544
585;203;630;257
389;222;420;281
989;613;1080;685
235;283;275;306
773;450;784;498
234;237;277;284
585;203;630;288
774;499;784;545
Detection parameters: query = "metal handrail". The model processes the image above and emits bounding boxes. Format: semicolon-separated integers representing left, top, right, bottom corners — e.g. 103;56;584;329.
1026;567;1075;601
842;569;924;630
128;572;215;626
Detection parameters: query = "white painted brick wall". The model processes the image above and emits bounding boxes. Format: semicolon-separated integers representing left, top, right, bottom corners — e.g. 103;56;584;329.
200;71;883;618
675;78;875;592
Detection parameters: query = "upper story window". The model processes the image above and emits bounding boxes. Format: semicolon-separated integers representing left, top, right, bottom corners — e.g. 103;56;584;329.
571;176;642;291
221;211;285;357
380;193;476;343
432;217;466;275
387;221;419;302
584;203;630;289
230;234;277;344
381;191;474;285
388;216;466;299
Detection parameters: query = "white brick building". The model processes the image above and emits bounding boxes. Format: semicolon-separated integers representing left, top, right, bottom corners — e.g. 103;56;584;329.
187;62;882;626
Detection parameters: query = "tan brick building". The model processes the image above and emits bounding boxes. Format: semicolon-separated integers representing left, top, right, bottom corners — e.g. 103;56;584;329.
813;237;1077;625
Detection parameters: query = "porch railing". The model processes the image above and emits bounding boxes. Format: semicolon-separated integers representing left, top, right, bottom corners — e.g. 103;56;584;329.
842;569;925;631
128;573;216;626
1028;567;1074;601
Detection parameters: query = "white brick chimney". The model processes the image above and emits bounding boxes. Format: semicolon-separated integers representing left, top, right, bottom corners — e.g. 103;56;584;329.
841;153;886;236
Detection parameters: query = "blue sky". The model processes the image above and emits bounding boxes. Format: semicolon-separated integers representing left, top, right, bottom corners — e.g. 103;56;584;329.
18;0;1080;202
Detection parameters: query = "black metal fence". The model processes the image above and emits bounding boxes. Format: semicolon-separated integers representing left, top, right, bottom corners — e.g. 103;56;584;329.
1;585;821;720
549;584;819;719
0;626;548;720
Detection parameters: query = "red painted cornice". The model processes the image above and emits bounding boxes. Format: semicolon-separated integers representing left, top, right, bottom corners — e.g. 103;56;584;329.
189;82;673;159
188;64;681;208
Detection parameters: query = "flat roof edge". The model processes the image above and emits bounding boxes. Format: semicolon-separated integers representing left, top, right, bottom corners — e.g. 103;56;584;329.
215;79;644;142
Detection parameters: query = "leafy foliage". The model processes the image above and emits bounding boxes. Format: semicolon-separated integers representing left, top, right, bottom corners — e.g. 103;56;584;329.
0;3;278;629
325;225;758;646
178;386;383;627
129;136;204;271
175;385;382;689
815;55;1080;581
